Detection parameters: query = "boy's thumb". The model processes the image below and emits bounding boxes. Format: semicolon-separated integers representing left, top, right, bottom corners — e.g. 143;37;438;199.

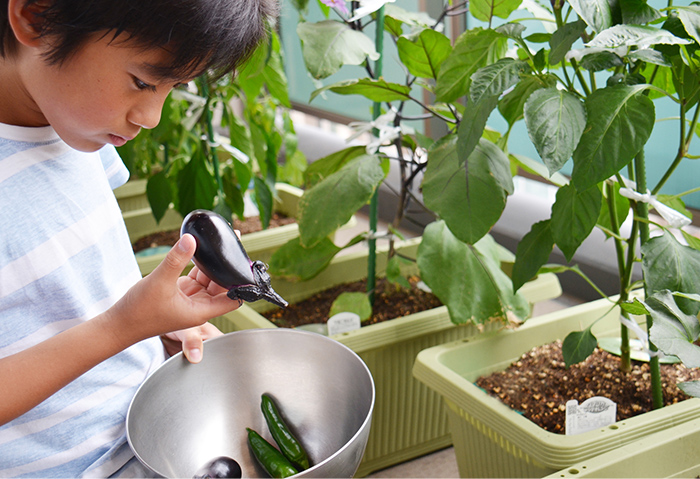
157;233;197;279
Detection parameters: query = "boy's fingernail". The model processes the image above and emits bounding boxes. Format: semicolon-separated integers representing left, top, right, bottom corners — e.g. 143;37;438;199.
187;348;202;363
177;234;193;253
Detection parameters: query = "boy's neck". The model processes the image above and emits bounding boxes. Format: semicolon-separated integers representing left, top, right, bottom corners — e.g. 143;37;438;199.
0;56;49;128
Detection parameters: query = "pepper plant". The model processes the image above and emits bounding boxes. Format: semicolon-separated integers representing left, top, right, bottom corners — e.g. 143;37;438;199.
118;29;306;227
270;0;532;327
272;0;700;407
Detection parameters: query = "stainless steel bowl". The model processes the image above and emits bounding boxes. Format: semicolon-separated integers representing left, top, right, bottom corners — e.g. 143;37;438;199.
126;328;375;478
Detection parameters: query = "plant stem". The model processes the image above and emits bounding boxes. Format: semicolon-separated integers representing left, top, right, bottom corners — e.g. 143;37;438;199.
367;5;385;306
634;150;664;409
606;181;631;372
653;99;700;194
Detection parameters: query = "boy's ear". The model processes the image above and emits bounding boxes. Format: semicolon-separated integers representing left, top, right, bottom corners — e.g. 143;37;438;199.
7;0;49;48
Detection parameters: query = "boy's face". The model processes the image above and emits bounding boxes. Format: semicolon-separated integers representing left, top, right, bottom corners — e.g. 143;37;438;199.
16;32;187;152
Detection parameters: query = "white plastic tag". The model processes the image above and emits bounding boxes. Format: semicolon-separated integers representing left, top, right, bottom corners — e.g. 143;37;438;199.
327;312;362;336
565;397;617;435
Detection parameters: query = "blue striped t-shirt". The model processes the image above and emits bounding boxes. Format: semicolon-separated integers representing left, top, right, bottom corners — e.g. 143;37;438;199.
0;123;165;477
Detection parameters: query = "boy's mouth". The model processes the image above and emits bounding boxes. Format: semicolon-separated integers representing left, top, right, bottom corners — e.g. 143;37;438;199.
108;134;131;147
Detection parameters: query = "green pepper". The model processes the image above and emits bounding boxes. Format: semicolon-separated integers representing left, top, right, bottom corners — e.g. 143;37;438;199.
260;394;310;471
246;428;299;478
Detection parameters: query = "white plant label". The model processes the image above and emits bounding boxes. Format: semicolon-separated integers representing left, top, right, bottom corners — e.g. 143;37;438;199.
327;312;361;336
565;396;617;435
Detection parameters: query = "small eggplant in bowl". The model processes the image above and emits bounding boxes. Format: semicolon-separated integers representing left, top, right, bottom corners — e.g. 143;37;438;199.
181;210;288;308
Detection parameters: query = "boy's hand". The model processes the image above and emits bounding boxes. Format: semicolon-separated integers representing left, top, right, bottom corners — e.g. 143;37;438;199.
161;322;224;363
106;234;242;348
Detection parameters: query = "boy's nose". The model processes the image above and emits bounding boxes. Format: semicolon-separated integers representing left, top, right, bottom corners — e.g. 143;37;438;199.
128;96;165;130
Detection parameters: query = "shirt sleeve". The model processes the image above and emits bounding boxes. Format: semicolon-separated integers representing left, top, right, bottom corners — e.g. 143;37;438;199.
98;145;131;190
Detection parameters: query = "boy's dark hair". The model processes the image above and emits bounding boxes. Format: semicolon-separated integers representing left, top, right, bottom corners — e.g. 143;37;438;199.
0;0;279;79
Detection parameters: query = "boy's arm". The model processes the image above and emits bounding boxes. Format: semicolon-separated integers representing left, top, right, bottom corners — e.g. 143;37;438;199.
0;234;238;426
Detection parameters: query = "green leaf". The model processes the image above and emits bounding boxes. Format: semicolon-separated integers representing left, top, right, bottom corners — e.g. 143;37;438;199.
628;49;670;68
587;24;692;49
549;20;587;65
571;85;655;191
469;58;531;105
268;237;342;281
253;177;273;228
297;20;379;79
397;28;451;79
298;155;387;247
495;22;526;40
550;184;602;262
525;33;552;43
650;291;700;340
671;6;700;45
524;88;587;176
383;4;436;36
568;0;612;33
509;153;569;187
310;78;411;103
620;298;649;316
237;38;268;82
386;255;412;289
176;151;218;215
221;167;245;220
330;292;372;321
642;230;700;315
457;95;499;162
647;290;700;368
146;170;173;223
290;0;309;13
434;28;506;103
620;0;661;25
422;136;512;244
226;109;254;162
682;229;700;251
579;51;624;71
262;49;291;108
417;221;530;326
303;146;366;187
512;220;554;292
678;381;700;397
498;75;551;127
671;56;700;110
469;0;523;22
562;328;598;367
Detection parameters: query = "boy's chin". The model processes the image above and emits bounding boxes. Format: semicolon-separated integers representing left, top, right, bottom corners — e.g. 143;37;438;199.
61;136;110;153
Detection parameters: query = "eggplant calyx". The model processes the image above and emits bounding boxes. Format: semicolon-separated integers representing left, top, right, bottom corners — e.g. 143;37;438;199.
227;261;288;308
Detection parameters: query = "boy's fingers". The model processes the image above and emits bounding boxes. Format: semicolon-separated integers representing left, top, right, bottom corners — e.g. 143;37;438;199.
155;234;196;281
182;328;204;363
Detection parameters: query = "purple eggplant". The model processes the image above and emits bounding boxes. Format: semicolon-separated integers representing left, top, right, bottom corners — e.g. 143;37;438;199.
193;456;242;478
181;210;288;308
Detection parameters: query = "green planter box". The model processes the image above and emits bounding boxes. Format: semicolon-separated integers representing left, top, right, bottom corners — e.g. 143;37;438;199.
114;178;149;212
211;238;563;477
120;183;329;276
413;295;700;478
546;416;700;478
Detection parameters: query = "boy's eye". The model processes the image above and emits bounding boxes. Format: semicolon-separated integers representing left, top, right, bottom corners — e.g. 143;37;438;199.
133;76;157;92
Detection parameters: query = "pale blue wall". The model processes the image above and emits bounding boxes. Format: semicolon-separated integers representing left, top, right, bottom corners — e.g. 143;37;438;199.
280;0;700;209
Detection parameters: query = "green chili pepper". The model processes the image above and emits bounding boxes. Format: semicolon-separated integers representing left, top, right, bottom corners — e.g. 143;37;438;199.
246;428;299;478
260;394;310;471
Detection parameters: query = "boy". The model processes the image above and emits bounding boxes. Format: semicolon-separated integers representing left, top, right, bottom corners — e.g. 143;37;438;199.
0;0;277;475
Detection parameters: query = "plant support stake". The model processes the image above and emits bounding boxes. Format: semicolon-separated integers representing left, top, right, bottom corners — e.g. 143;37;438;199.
635;150;663;410
367;5;385;306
